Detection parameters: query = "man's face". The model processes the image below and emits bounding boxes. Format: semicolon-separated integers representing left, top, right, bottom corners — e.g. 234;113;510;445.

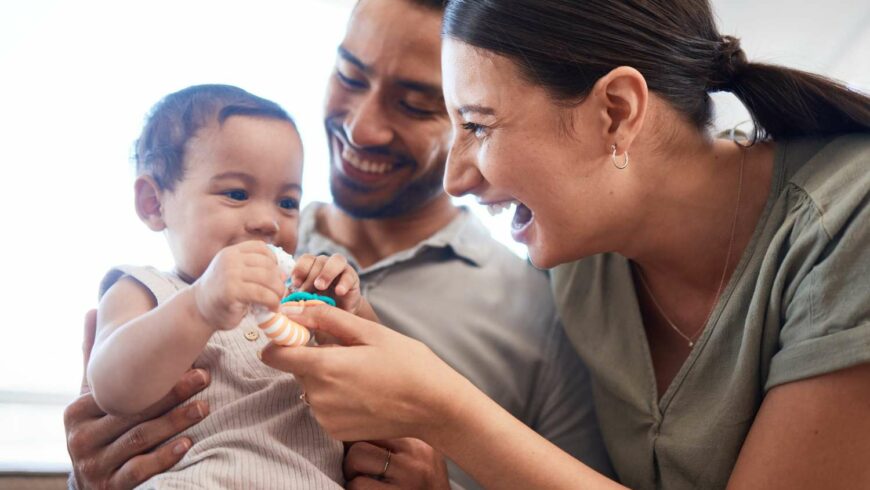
323;0;450;219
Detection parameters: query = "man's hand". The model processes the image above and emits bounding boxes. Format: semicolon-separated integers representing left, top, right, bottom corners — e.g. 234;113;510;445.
344;438;451;490
64;310;211;489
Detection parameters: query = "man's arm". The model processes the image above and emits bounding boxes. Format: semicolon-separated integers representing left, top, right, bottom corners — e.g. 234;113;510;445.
64;310;211;489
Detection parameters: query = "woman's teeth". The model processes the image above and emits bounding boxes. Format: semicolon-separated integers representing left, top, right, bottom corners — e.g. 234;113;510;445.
486;200;518;216
342;146;394;174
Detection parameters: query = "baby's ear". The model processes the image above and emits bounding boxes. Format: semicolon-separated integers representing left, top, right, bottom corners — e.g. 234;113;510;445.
134;175;166;231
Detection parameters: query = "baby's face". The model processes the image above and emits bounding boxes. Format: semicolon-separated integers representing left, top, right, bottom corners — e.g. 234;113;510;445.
160;115;304;281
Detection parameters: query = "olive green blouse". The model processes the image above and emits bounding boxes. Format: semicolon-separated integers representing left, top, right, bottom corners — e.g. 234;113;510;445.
551;134;870;489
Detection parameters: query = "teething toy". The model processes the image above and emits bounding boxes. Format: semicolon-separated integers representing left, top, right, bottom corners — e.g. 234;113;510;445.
247;246;337;347
248;245;311;347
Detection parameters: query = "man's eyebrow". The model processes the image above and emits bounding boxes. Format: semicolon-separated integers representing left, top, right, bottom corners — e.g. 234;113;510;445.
337;46;370;74
458;104;496;116
396;79;442;97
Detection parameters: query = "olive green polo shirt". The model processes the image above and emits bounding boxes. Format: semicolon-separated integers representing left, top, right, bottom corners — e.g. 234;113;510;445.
552;134;869;489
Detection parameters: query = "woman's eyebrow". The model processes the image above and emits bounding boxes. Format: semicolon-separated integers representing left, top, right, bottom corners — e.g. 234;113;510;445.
458;104;496;116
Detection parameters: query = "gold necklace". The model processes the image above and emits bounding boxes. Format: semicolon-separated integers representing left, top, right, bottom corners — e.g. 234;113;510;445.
637;145;746;348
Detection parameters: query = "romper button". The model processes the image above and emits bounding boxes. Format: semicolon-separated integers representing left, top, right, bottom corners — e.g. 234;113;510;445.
244;330;259;341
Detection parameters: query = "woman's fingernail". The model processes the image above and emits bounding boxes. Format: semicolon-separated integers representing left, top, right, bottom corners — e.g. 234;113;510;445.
173;439;191;455
282;304;304;315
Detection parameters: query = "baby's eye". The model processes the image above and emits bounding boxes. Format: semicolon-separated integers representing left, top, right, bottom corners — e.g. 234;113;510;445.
278;197;299;210
224;189;248;201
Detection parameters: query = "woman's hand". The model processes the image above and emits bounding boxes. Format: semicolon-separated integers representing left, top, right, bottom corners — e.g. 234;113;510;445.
344;439;451;490
263;304;620;489
260;303;462;442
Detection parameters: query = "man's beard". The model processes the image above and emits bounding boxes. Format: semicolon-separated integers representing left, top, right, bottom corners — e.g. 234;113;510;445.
330;166;446;219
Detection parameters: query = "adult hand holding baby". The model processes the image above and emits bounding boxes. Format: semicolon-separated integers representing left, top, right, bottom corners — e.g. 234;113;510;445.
64;310;211;489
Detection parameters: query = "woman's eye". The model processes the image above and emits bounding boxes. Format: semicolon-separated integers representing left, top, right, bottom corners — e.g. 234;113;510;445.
462;122;488;138
336;70;366;89
278;198;299;210
224;190;248;201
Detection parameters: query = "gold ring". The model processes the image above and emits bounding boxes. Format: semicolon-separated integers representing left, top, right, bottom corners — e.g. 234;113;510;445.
378;448;392;479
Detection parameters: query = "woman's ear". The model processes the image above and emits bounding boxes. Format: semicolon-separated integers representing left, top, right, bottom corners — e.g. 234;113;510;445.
589;66;649;153
134;175;166;231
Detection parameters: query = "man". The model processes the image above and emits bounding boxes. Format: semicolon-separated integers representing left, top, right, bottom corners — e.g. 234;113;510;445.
63;0;611;488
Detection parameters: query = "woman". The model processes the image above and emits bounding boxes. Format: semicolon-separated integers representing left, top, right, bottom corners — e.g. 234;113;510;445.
262;0;870;488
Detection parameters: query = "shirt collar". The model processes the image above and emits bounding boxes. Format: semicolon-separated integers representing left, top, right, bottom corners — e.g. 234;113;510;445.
297;202;491;273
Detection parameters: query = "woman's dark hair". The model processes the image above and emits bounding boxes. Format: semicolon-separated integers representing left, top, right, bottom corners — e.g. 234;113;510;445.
135;84;296;191
408;0;445;10
443;0;870;141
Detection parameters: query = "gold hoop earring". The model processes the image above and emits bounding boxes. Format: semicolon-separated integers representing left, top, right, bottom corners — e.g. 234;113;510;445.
611;144;629;169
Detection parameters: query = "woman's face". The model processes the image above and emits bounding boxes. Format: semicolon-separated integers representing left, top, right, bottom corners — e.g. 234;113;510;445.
442;40;623;268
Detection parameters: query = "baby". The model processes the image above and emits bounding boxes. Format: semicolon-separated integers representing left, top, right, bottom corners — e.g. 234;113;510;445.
87;84;369;489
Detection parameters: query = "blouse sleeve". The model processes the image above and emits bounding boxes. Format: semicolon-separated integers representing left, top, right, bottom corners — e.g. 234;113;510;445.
765;184;870;390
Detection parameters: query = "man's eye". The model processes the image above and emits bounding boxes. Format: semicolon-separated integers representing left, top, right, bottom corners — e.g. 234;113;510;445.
278;198;299;210
224;190;248;201
399;101;437;117
336;70;366;89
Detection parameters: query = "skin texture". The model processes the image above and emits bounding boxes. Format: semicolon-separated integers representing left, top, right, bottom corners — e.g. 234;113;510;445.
260;37;870;490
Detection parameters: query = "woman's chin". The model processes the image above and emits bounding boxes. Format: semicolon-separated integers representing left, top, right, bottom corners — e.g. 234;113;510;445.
526;243;560;270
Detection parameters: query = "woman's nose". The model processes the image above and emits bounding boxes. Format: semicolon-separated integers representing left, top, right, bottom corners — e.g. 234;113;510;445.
444;145;484;197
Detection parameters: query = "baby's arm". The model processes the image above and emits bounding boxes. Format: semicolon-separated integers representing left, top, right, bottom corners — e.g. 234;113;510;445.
88;241;285;415
87;278;214;416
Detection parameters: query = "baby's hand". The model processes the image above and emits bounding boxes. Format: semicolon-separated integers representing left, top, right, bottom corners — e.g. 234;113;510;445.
192;241;285;331
290;253;361;314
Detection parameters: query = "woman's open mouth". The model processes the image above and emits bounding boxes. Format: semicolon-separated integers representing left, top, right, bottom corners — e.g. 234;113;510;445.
512;203;533;231
483;199;535;242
